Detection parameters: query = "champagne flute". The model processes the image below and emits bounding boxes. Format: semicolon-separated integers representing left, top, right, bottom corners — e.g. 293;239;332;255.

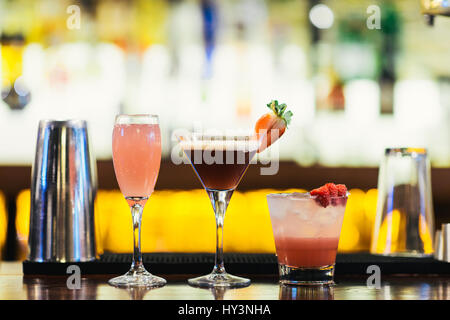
108;114;166;288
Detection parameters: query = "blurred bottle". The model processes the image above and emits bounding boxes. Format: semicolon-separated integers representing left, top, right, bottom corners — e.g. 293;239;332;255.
1;34;31;110
378;3;400;115
200;0;217;79
0;0;34;110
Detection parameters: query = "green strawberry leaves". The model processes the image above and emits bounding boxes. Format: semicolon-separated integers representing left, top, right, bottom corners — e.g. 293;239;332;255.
267;100;293;127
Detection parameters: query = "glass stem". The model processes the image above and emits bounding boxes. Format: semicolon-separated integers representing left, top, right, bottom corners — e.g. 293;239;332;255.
215;198;226;274
207;190;234;275
130;202;144;271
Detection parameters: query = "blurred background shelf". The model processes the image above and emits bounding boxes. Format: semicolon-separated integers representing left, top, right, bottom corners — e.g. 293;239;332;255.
1;0;450;168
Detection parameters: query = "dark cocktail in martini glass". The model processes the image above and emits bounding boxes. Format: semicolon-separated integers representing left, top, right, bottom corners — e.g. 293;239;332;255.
178;100;293;288
178;133;259;288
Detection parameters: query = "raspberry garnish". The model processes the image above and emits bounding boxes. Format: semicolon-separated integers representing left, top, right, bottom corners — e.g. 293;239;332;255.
310;183;347;208
310;185;330;208
325;183;338;197
336;184;347;197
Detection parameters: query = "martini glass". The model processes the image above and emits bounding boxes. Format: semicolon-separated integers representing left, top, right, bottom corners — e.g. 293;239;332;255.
178;132;260;288
109;114;166;288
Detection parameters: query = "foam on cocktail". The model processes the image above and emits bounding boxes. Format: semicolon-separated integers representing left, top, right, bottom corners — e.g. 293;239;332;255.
179;139;259;152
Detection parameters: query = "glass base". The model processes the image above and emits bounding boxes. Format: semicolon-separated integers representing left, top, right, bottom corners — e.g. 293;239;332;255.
279;264;335;286
188;272;251;288
371;251;433;258
108;266;167;288
279;284;335;300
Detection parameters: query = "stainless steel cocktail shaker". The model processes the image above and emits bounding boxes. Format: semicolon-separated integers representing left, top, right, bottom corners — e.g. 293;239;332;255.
28;120;97;262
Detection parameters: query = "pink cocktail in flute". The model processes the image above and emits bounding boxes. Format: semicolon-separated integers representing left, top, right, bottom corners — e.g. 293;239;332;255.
112;123;161;203
109;114;166;288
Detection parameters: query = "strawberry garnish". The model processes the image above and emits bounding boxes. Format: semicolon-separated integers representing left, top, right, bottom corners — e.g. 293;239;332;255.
310;183;348;208
255;100;293;152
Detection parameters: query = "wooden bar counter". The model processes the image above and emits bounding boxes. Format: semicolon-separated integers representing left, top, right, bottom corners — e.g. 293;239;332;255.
0;262;448;300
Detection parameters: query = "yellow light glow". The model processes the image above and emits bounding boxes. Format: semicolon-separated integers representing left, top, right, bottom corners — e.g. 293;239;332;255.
373;209;405;254
0;192;8;255
15;190;30;243
362;189;378;247
15;188;376;257
406;148;426;154
338;189;365;252
338;222;360;251
1;44;24;82
419;214;433;254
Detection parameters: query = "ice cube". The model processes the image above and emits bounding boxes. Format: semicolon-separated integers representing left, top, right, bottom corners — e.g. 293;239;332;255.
317;212;333;225
267;194;290;219
298;210;310;221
